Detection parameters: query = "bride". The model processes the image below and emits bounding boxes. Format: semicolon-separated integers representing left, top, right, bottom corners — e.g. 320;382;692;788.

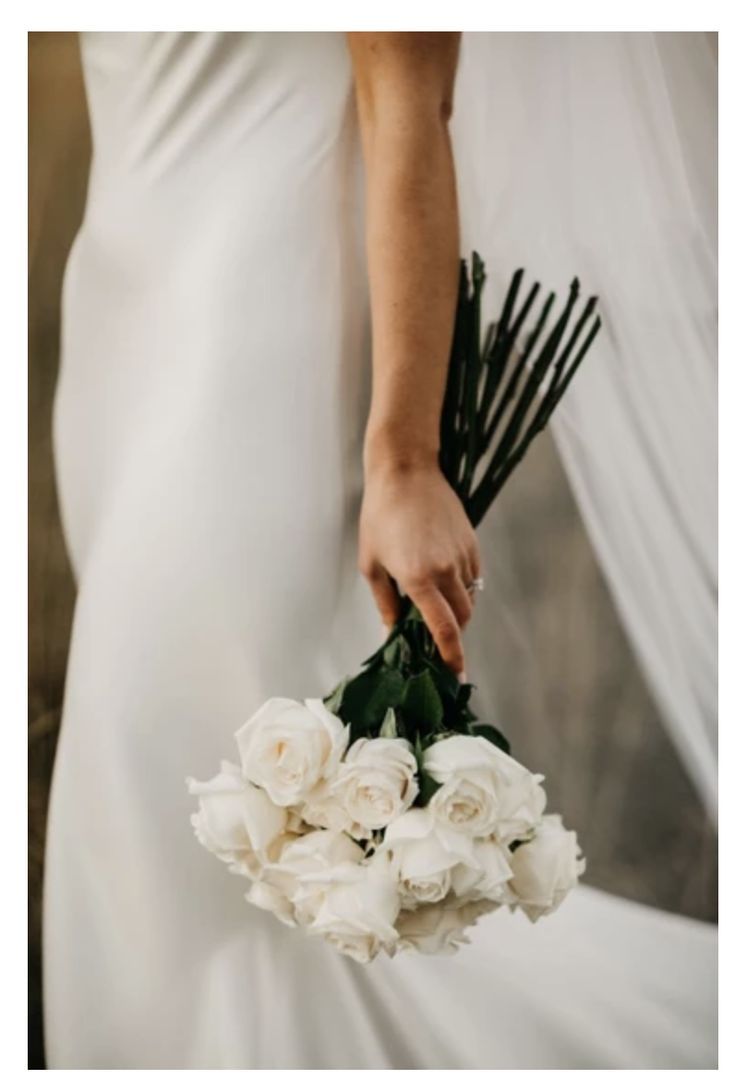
43;31;716;1068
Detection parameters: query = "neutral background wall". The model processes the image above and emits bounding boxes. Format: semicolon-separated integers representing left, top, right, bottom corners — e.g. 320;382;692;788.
28;31;717;1070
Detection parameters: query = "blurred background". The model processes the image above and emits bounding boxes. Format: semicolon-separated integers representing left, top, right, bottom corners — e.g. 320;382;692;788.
28;31;717;1069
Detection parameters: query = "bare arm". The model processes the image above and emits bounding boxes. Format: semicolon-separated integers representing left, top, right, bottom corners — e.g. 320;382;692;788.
347;32;480;675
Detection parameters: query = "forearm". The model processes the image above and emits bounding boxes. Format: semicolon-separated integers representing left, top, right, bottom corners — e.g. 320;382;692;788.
349;34;477;671
349;33;461;476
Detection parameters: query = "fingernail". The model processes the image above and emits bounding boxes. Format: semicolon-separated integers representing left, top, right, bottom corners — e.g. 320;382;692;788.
458;670;467;684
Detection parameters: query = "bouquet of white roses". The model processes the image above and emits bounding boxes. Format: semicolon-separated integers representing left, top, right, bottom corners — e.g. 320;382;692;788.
187;256;599;963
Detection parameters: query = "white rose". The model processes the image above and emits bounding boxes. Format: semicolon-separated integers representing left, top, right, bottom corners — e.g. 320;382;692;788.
494;766;547;844
509;814;585;921
235;697;348;806
306;855;401;963
427;775;499;837
246;871;296;925
300;781;361;837
381;808;477;909
451;838;514;903
424;735;546;842
332;737;418;831
246;828;363;927
186;760;287;878
396;895;499;955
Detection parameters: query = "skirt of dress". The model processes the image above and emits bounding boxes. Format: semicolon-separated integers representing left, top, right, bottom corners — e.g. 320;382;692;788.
43;31;716;1068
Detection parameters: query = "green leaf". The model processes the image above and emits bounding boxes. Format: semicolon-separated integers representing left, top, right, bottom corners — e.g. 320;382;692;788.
411;733;440;805
398;635;415;668
359;603;409;669
399;669;444;734
339;666;406;737
403;602;425;625
455;708;476;730
383;634;412;671
426;660;461;703
323;676;348;715
470;723;512;755
421;665;480;728
379;707;398;739
456;683;474;711
417;769;442;807
360;629;399;669
391;709;410;740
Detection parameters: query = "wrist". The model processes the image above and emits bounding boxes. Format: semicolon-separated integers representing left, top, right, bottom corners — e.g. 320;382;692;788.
363;424;440;480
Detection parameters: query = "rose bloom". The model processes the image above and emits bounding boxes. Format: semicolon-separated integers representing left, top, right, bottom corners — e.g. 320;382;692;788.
299;781;358;837
509;814;585;921
332;737;418;831
235;697;348;806
423;735;546;842
451;838;514;903
380;808;477;909
306;855;401;964
186;760;287;878
246;828;363;927
396;895;499;955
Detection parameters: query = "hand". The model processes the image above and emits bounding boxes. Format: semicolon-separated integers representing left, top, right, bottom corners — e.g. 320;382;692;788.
358;458;481;676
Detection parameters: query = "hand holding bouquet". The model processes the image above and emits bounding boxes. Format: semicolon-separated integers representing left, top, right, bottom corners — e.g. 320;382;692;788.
188;256;599;963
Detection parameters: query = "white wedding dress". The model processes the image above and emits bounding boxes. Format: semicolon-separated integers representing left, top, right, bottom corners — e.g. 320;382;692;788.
43;32;717;1069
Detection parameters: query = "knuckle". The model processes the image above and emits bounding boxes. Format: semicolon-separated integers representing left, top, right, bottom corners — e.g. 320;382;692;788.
432;560;455;581
403;570;431;594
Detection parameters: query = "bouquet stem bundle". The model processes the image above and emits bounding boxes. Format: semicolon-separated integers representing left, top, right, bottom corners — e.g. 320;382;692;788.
441;254;600;527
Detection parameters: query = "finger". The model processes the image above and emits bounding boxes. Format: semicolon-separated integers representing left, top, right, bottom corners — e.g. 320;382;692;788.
409;584;465;675
438;570;473;629
461;543;482;603
467;540;482;582
365;564;401;628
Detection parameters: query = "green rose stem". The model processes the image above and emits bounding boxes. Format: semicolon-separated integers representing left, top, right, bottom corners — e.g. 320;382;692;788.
443;254;602;524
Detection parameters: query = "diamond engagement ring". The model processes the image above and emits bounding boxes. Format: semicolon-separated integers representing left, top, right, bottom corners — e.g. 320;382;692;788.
466;577;485;595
